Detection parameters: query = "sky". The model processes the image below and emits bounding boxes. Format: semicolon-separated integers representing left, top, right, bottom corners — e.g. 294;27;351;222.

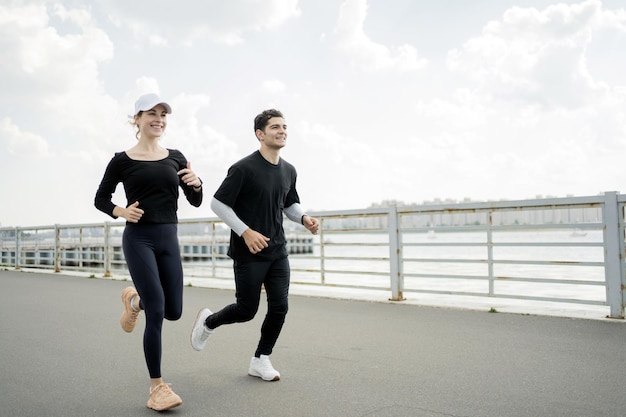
1;0;625;227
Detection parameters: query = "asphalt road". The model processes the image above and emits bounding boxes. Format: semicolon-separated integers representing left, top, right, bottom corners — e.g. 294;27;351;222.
1;270;625;417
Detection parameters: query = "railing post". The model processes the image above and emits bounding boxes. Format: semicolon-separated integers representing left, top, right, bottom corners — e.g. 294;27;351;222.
210;223;217;278
602;191;624;318
54;224;61;273
388;206;404;301
15;227;21;270
319;217;326;285
487;210;494;297
103;222;112;277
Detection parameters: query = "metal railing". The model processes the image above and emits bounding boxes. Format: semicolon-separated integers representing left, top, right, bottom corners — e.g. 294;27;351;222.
1;192;624;318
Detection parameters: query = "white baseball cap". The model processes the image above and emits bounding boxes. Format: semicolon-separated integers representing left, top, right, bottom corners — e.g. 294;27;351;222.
134;93;172;115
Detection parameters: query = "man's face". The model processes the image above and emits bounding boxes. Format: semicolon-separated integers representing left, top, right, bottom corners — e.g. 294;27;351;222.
258;117;287;149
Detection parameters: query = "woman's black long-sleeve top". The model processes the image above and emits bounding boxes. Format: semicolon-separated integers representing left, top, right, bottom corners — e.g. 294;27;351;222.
94;149;202;224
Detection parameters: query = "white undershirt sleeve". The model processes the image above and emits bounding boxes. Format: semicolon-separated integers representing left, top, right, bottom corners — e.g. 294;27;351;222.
283;203;306;224
210;197;249;237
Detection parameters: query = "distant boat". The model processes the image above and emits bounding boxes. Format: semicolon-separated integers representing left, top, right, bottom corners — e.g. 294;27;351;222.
570;229;587;237
427;230;436;239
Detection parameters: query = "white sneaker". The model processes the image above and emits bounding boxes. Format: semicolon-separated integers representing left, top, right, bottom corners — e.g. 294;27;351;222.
248;355;280;381
190;308;213;351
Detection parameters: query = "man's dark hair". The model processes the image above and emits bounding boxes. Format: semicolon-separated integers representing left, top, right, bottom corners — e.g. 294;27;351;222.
254;109;284;132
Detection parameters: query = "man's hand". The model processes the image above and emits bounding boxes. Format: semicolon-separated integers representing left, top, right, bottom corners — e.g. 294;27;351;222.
302;215;319;235
242;228;270;254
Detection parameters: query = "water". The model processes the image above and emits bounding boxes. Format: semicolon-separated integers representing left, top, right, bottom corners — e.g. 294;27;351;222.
183;229;608;307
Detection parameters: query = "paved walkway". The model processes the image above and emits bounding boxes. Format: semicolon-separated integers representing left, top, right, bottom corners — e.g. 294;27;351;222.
1;269;625;417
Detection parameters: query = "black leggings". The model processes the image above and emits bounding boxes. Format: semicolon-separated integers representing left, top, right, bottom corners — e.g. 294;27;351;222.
207;256;290;357
122;223;183;379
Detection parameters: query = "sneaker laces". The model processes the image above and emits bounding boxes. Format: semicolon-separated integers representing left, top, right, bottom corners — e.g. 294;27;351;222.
258;356;275;372
151;382;174;396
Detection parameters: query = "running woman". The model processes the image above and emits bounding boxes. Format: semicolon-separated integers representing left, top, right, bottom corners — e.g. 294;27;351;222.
95;93;203;411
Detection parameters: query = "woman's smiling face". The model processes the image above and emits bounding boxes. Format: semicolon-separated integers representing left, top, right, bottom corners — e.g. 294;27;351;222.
136;104;168;139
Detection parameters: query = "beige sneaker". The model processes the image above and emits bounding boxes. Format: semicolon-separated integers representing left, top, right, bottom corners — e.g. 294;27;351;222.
120;286;140;333
147;383;182;411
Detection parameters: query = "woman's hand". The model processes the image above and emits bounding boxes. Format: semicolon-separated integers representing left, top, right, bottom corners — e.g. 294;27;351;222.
178;161;202;188
113;201;144;223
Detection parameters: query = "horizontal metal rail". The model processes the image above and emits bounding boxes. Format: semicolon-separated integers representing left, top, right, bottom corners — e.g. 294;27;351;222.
1;192;624;318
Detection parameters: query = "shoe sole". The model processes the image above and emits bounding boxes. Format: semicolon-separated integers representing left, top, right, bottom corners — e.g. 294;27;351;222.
190;308;211;351
248;371;280;381
120;287;138;333
147;399;182;411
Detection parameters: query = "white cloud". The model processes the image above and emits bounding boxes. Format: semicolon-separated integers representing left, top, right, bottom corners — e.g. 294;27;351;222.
0;3;113;82
0;2;117;149
131;77;164;100
165;92;238;168
334;0;427;72
254;0;302;30
1;0;625;226
102;0;302;46
446;0;626;109
261;79;287;94
0;118;50;157
280;120;383;209
415;89;493;130
294;121;377;166
428;0;626;202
